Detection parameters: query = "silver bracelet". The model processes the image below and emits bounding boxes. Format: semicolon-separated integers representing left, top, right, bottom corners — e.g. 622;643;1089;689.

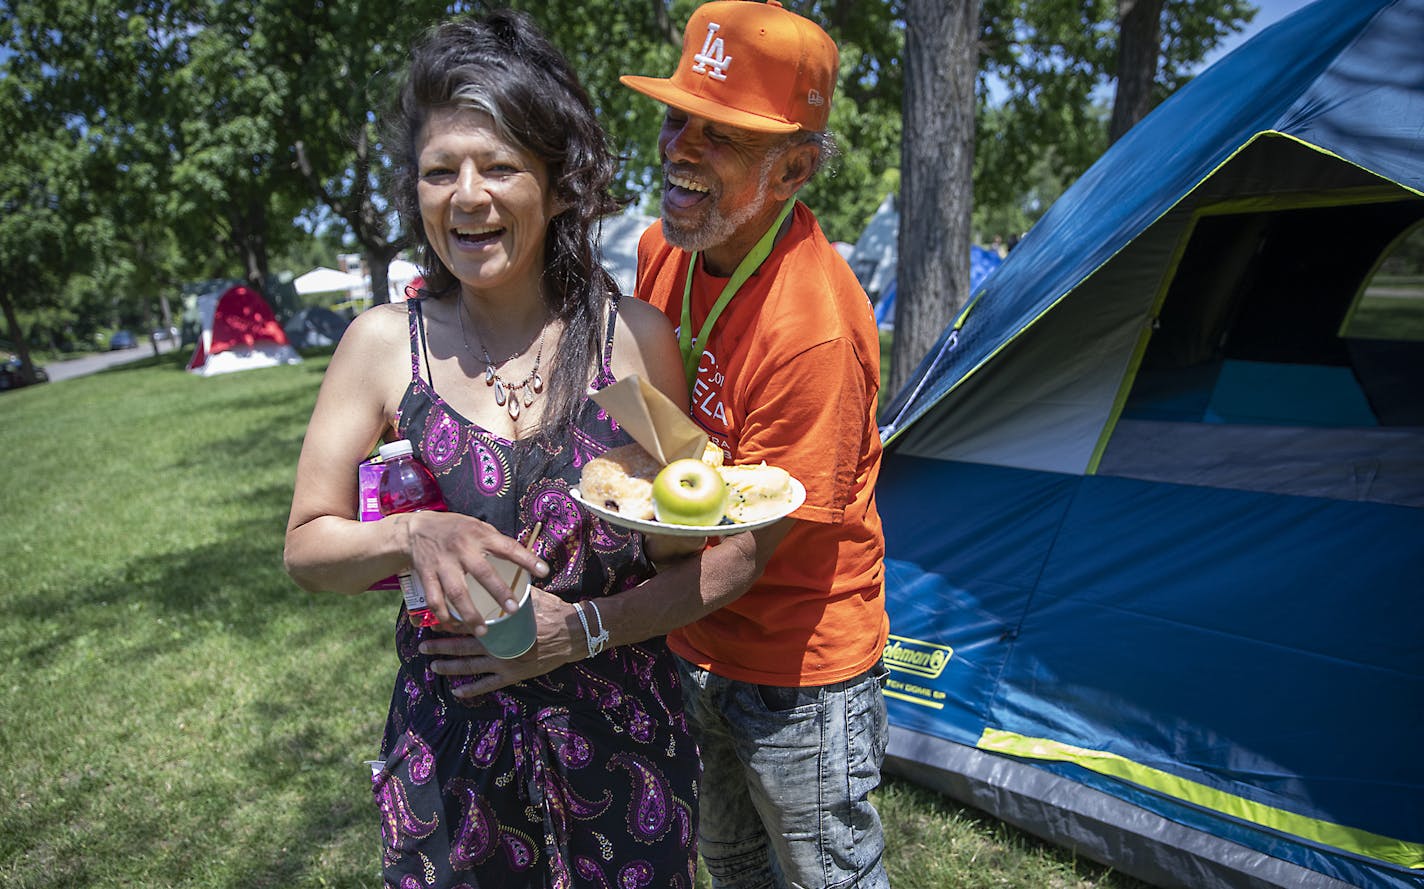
573;600;610;658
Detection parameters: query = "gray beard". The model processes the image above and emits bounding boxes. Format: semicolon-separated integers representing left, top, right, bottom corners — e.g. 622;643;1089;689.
661;157;776;255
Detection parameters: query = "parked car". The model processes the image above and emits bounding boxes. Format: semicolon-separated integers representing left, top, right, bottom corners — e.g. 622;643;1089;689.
108;330;138;350
0;355;48;391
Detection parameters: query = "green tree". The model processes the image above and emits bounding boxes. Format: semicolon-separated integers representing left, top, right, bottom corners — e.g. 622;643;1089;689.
887;0;1258;396
263;0;456;306
1;0;1259;371
0;65;79;375
163;0;311;294
3;0;310;335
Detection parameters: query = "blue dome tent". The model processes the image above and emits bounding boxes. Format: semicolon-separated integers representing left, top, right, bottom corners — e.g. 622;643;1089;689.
874;2;1424;887
872;245;1003;329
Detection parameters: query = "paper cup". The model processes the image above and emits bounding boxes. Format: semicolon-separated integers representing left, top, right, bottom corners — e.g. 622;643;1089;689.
464;555;536;659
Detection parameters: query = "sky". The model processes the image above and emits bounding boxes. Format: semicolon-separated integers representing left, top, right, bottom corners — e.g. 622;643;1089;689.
1200;0;1317;69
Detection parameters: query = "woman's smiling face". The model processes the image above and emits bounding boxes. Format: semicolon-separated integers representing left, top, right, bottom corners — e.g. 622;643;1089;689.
417;106;558;298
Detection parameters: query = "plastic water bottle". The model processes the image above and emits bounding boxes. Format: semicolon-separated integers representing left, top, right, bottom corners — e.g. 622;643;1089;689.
377;439;448;627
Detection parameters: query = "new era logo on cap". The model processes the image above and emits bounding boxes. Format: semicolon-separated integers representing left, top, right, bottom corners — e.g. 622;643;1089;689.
620;0;839;134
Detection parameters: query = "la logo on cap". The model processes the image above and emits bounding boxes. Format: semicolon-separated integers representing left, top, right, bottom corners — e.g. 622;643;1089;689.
692;21;731;81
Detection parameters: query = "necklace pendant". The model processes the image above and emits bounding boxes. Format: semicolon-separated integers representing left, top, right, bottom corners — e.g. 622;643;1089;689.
484;364;495;385
494;381;506;406
531;372;543;393
508;396;521;419
523;387;535;407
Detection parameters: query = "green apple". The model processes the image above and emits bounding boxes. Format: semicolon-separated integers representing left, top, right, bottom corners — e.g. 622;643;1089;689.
651;458;728;526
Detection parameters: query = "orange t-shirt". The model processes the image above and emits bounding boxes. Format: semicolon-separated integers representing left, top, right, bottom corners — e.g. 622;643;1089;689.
635;202;888;686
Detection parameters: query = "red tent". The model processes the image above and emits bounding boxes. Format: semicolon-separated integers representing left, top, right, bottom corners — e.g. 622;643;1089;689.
187;285;302;376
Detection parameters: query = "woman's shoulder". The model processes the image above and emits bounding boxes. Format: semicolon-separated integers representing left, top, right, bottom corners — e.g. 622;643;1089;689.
614;293;675;340
321;301;414;376
351;299;411;330
608;294;684;404
341;300;413;349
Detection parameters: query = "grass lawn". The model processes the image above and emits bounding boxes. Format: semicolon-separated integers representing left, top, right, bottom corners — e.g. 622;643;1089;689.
0;352;1148;888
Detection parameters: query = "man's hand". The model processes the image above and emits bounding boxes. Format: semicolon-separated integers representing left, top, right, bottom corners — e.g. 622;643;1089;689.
420;586;582;697
644;532;709;565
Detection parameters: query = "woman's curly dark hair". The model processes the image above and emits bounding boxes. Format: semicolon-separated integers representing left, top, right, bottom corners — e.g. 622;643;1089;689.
390;10;627;442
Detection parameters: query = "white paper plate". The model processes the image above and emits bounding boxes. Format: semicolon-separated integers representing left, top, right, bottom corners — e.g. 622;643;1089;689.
572;478;806;537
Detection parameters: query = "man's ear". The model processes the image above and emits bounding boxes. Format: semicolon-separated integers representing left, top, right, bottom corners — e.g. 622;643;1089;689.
770;142;818;201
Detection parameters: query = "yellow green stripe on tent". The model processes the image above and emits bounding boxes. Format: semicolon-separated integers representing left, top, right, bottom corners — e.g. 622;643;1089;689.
978;728;1424;870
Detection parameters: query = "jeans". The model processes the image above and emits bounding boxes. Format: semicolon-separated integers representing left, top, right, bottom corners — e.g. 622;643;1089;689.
677;657;891;889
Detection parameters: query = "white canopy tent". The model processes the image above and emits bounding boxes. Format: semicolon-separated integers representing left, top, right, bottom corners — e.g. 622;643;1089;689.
387;258;423;302
294;266;364;297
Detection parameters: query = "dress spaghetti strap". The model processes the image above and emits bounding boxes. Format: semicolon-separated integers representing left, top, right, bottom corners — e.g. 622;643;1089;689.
408;298;434;389
600;293;621;379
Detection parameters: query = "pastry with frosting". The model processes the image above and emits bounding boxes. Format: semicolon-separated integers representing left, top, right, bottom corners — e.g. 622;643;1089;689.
718;463;794;523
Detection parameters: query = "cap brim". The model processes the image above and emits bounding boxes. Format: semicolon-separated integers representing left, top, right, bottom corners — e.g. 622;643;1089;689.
620;74;800;135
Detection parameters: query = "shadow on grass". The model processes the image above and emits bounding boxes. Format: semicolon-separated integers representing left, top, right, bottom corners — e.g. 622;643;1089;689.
6;481;304;659
5;509;391;887
3;354;400;887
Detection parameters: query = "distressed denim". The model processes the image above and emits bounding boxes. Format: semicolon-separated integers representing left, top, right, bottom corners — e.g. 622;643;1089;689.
677;657;891;889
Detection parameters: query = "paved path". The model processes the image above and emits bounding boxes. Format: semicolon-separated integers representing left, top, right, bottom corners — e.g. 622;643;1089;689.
43;338;183;383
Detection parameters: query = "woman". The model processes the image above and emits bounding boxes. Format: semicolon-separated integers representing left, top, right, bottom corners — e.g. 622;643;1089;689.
283;12;698;887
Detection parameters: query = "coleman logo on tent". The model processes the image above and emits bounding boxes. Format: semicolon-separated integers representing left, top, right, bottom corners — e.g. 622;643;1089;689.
691;23;731;81
882;635;953;679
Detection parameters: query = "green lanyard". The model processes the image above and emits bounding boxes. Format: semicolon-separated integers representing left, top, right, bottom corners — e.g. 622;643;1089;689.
679;200;795;391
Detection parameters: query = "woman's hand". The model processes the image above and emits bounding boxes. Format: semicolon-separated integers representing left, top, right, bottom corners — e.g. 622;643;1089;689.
404;511;549;631
419;587;583;695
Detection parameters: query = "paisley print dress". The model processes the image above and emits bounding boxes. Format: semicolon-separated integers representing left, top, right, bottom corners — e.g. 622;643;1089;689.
371;296;699;889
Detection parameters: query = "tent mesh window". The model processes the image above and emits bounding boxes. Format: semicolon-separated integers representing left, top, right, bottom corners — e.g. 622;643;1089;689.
1101;200;1424;507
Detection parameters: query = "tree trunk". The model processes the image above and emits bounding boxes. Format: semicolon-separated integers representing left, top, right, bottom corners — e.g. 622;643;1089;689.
242;235;267;294
366;245;401;306
1108;0;1164;144
228;198;271;296
0;285;39;385
891;0;978;401
294;135;404;306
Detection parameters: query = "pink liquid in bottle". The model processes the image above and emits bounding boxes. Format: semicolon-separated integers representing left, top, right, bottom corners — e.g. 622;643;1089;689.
377;439;448;626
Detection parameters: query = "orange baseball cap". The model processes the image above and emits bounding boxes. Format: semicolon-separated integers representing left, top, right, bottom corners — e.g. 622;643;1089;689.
620;0;838;134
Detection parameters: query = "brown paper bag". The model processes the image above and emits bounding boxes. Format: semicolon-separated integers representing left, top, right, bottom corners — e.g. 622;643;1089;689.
590;374;707;465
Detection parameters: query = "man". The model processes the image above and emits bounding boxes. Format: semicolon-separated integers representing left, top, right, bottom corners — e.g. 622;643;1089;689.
419;3;890;886
620;3;891;887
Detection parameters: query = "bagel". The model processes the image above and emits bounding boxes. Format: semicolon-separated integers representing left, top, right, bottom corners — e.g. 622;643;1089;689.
579;443;662;520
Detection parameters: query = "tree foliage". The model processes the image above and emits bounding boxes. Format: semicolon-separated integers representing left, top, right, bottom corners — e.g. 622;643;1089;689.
0;0;1256;375
887;0;1256;396
0;61;79;374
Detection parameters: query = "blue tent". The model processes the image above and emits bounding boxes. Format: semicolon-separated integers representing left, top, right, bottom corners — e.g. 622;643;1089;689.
872;246;1002;329
875;1;1424;887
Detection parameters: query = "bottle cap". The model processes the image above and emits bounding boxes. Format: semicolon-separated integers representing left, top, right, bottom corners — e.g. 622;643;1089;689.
377;440;414;461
